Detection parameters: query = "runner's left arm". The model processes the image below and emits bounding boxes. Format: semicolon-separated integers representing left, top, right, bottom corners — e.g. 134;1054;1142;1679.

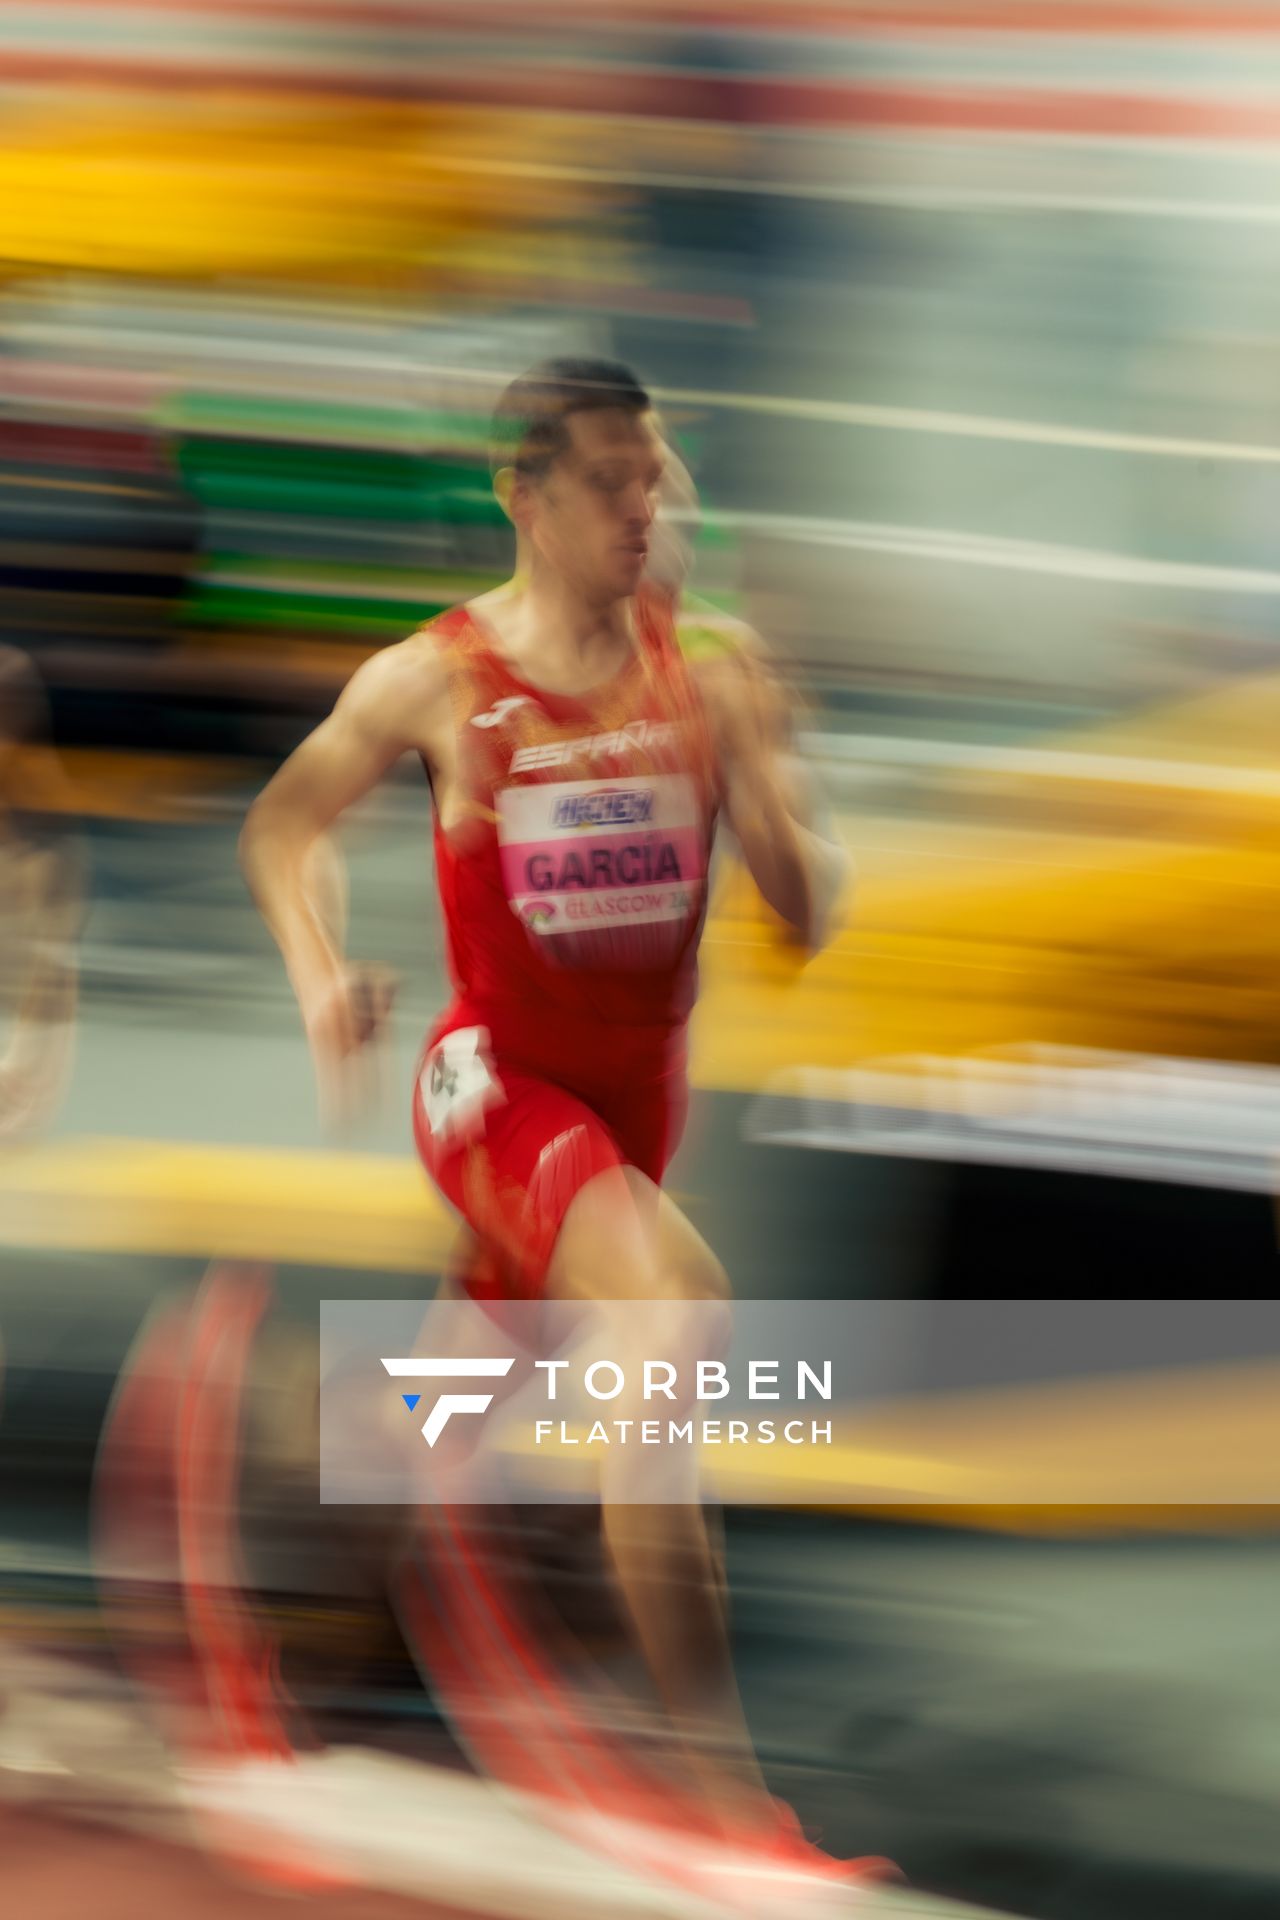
691;627;850;954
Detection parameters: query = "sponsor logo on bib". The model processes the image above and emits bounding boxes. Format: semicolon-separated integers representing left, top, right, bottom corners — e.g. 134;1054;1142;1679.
552;787;655;831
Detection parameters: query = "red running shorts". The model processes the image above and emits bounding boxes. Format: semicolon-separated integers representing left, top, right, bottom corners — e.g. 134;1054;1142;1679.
411;1021;688;1300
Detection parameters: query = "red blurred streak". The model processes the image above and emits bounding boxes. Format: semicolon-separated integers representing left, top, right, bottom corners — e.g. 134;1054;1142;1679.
0;365;169;412
0;422;165;474
3;54;1280;144
27;0;1280;37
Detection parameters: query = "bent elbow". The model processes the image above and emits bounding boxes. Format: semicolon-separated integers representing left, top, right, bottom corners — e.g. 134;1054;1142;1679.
785;912;824;964
788;841;854;959
238;794;285;894
768;877;822;959
237;804;263;880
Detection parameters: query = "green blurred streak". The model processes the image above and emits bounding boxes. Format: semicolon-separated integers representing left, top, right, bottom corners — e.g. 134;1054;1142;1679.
163;393;492;453
187;586;457;634
177;441;504;527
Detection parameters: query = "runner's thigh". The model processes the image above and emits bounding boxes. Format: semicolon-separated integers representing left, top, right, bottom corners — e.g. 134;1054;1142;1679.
413;1028;626;1299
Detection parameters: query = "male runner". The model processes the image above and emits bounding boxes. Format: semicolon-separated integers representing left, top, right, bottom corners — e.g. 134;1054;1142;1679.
0;646;81;1767
238;360;875;1894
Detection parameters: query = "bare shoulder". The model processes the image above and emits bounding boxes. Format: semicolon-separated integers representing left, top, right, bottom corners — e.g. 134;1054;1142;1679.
679;602;775;710
677;601;771;687
346;629;448;703
0;643;41;684
334;630;450;751
676;597;763;656
0;645;50;741
678;604;797;766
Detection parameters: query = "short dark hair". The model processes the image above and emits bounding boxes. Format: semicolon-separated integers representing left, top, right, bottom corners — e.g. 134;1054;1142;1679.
490;357;650;480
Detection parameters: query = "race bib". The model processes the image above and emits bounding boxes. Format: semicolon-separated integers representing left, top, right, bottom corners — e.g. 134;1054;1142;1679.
496;774;705;968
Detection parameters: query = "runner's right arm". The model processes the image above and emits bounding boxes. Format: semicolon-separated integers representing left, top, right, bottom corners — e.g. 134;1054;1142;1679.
239;638;448;1088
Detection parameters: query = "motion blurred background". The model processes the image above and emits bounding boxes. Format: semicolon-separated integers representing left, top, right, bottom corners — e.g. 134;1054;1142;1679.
3;4;1280;1917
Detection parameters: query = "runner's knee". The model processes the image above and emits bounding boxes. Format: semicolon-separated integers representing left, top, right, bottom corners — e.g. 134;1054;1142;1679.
550;1168;731;1306
663;1239;729;1304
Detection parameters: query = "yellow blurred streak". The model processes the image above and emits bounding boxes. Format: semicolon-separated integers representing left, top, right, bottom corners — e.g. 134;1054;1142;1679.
0;1135;451;1271
496;1362;1280;1522
696;670;1280;1088
0;97;630;287
178;632;380;688
2;1134;1273;1531
9;747;250;820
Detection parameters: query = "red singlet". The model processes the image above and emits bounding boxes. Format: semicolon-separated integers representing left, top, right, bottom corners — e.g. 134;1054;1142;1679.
412;588;718;1296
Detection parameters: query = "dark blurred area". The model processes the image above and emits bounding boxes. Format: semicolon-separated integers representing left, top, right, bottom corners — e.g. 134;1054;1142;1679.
3;5;1280;1918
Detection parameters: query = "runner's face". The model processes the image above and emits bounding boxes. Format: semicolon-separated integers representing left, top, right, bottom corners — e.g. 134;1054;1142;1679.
529;409;667;604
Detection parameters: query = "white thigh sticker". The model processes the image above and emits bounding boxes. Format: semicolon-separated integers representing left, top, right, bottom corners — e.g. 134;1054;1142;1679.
418;1028;504;1144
